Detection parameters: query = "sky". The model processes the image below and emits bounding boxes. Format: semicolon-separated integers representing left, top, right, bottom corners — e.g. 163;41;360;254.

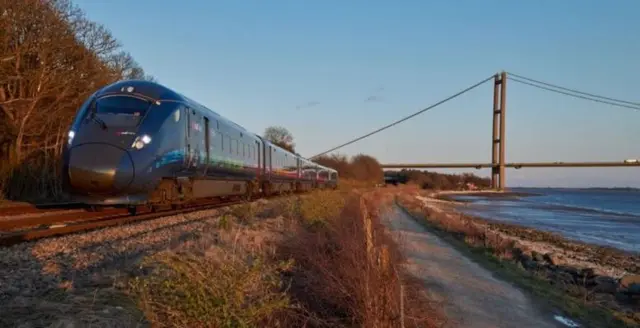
73;0;640;188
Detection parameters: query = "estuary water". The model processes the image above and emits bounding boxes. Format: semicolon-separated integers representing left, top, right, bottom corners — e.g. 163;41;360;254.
449;188;640;254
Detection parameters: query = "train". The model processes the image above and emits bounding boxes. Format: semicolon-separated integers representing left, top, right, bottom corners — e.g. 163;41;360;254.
61;80;338;214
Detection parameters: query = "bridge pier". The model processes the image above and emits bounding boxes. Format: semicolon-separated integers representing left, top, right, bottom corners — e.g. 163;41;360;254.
491;72;507;190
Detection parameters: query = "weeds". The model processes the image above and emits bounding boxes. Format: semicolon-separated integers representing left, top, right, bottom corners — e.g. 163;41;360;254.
279;189;443;327
129;249;294;327
128;189;443;327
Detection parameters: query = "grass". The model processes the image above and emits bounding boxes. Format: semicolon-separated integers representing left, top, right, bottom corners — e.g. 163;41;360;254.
127;187;445;328
395;193;637;328
0;287;145;328
129;251;294;327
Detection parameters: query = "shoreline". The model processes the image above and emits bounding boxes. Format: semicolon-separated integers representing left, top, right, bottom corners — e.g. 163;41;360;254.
426;190;640;272
396;189;640;326
433;189;542;203
430;190;640;257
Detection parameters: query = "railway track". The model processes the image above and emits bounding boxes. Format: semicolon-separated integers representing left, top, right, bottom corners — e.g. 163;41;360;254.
0;197;252;248
0;202;85;217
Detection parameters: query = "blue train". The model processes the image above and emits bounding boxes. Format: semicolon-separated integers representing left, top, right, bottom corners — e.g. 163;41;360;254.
62;80;338;213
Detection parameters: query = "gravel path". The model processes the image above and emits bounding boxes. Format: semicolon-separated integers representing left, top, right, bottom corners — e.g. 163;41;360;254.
383;205;574;328
0;203;253;327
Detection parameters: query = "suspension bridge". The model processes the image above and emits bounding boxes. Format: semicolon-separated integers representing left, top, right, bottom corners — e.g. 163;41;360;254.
310;72;640;191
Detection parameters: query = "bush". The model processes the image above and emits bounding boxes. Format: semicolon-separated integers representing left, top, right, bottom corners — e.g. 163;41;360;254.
386;169;491;190
314;153;383;183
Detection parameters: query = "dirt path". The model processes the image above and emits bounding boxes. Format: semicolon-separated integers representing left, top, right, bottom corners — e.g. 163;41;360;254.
384;205;574;328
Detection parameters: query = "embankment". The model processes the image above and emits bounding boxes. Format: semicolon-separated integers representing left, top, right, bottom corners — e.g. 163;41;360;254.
2;188;445;327
396;189;640;327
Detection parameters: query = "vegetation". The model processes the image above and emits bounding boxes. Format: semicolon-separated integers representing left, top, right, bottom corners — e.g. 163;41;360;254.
386;169;491;190
129;189;445;327
313;153;490;190
263;126;296;153
0;0;153;201
314;153;384;183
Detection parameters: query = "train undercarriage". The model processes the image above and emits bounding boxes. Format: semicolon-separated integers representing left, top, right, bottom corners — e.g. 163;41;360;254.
76;176;332;215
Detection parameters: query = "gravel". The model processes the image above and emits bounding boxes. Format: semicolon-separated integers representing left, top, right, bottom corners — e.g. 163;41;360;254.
0;203;258;327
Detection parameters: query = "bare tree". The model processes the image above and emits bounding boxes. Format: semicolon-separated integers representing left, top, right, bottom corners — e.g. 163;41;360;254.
0;0;153;200
263;125;295;153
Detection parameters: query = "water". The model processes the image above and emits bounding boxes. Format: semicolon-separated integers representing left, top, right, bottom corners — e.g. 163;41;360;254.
449;188;640;254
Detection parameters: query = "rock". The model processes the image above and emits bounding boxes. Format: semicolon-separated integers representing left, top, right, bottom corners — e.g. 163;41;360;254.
627;283;640;294
593;293;620;310
557;265;580;280
593;275;618;294
550;270;575;284
620;274;640;289
518;253;538;270
522;259;538;270
531;251;545;262
519;253;531;263
580;268;595;279
512;247;523;259
543;252;561;265
619;274;640;297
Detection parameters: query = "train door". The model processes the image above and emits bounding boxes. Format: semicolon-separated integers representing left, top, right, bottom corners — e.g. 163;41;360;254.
184;107;201;174
255;140;261;178
204;117;210;175
184;107;192;170
267;145;272;177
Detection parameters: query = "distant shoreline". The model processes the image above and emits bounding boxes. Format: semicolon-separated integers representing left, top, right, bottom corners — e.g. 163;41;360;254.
511;187;640;192
434;190;541;202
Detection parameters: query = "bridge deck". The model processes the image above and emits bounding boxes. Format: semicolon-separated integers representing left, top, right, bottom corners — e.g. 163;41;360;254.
381;161;640;169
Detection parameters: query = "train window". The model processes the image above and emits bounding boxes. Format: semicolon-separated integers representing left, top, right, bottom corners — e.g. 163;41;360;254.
235;140;239;155
228;137;233;154
95;95;150;116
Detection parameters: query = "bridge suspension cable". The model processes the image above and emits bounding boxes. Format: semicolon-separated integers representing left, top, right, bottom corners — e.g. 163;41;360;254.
309;74;496;159
507;72;640;111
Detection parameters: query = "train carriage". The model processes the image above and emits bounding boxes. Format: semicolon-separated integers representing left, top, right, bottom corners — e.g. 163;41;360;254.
62;79;338;211
260;140;299;195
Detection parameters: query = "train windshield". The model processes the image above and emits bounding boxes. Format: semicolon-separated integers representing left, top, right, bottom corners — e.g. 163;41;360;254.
95;95;151;116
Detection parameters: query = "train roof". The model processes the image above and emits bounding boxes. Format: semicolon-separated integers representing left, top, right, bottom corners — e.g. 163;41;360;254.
98;80;255;135
97;80;184;101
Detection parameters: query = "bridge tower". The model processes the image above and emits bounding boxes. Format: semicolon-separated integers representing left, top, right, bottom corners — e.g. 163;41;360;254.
491;72;507;190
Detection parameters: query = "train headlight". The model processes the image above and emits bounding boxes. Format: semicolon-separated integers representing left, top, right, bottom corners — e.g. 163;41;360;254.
131;134;152;150
67;130;75;146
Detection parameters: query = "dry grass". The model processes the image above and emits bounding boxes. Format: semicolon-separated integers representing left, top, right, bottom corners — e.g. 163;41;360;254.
278;188;444;328
129;251;294;328
127;188;443;328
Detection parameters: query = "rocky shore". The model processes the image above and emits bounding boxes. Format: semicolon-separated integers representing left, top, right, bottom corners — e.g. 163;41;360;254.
396;189;640;326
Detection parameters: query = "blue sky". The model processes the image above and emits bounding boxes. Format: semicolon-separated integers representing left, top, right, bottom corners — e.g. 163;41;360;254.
74;0;639;187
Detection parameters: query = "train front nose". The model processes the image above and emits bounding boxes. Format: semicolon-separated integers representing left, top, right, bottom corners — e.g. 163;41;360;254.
67;144;134;193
